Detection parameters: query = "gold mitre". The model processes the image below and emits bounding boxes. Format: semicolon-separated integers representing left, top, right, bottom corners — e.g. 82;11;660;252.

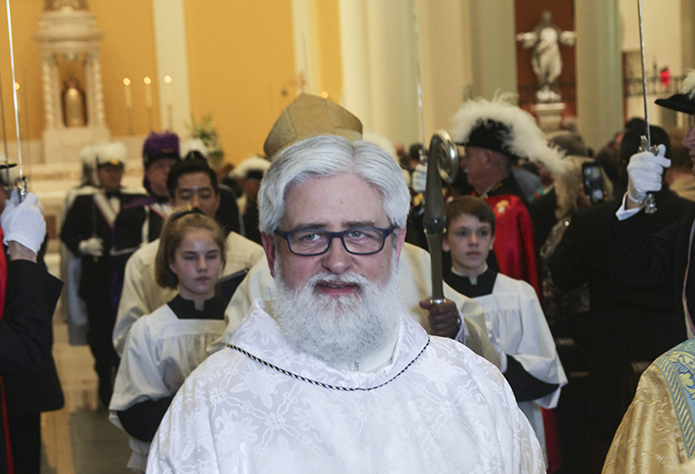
263;93;363;158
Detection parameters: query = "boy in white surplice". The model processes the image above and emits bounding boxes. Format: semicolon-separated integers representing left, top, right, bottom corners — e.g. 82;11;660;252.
442;195;567;459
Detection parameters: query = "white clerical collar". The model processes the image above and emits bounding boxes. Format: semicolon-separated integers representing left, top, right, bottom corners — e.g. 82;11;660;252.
328;329;399;373
451;264;488;286
230;300;431;390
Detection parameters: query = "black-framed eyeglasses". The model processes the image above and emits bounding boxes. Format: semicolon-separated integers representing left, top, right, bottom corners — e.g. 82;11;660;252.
274;226;395;256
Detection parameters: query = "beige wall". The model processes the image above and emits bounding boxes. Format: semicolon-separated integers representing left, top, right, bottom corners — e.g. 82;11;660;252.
0;0;44;142
184;0;296;164
91;0;161;137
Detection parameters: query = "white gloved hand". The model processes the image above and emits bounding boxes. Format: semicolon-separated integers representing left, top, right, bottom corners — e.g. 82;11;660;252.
627;144;670;205
411;163;427;194
79;237;104;257
1;191;46;254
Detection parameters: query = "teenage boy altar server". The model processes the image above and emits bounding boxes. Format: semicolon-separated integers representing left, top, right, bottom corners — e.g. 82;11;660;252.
442;195;566;461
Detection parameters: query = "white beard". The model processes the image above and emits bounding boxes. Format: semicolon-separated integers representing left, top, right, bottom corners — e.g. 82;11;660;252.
272;256;404;368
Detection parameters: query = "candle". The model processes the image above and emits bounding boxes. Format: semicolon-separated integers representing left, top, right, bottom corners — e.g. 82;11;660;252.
164;75;173;130
164;75;172;104
14;82;20;113
123;77;132;108
144;76;152;108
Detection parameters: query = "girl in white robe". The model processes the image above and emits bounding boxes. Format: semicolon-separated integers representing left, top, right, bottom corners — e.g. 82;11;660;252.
109;209;228;473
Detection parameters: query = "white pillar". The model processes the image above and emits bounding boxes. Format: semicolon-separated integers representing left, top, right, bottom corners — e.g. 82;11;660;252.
682;0;695;69
365;0;418;145
41;54;57;130
151;0;191;136
469;0;517;100
292;0;320;95
339;0;419;145
576;0;622;150
415;0;468;139
339;0;373;130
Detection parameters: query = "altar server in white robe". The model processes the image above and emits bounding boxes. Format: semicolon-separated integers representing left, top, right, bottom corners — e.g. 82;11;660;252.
111;210;229;473
113;158;264;356
147;94;544;473
441;196;566;458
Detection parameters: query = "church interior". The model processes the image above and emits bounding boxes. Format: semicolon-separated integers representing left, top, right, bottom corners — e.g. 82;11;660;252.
0;0;691;472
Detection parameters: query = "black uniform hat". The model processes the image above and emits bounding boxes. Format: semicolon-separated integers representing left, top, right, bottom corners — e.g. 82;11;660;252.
655;71;695;115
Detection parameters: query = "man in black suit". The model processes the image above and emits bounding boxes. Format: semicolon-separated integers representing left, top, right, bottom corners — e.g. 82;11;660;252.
549;125;692;471
0;190;62;473
60;143;143;407
610;73;695;343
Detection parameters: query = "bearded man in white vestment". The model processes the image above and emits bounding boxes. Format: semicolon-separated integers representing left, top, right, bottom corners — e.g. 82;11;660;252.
147;94;543;473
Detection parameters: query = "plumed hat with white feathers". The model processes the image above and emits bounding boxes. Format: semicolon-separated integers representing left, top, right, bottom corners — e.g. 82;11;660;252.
230;155;271;179
655;70;695;115
95;142;127;167
180;138;208;160
450;94;565;177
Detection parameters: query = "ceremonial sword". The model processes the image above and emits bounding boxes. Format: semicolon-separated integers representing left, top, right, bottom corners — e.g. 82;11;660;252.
1;0;26;202
637;0;658;214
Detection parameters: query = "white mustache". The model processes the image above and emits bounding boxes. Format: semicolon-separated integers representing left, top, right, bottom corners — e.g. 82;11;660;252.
307;271;371;288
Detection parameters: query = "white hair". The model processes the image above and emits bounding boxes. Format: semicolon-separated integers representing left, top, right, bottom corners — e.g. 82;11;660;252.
258;135;411;234
683;70;695;100
450;93;566;177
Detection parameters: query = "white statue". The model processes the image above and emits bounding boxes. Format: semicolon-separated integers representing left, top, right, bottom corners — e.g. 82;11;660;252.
516;11;576;103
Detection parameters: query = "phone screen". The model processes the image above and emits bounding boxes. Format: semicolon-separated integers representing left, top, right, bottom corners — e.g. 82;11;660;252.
582;162;605;205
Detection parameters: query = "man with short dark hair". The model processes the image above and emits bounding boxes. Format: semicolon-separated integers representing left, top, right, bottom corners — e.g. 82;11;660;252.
147;94;543;474
113;159;264;357
600;71;695;471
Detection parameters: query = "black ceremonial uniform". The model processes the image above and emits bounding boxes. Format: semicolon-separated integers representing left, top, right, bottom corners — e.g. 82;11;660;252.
60;188;143;407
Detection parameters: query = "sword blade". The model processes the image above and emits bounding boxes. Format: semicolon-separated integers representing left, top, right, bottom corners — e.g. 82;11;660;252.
637;0;657;213
5;0;25;199
637;0;651;145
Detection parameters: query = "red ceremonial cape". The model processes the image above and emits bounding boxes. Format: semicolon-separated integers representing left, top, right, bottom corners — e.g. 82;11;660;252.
483;195;561;472
0;230;13;474
483;194;540;299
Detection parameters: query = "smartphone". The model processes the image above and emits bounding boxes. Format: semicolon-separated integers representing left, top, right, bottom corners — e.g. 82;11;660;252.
582;162;605;205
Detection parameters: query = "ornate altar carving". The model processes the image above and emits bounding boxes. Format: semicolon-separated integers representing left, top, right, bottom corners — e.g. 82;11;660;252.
44;0;88;11
34;1;109;163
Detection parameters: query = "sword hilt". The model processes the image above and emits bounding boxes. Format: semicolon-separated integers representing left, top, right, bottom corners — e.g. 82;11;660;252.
640;136;658;214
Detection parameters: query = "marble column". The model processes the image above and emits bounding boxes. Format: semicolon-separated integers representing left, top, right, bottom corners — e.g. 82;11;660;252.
468;0;517;100
338;0;373;130
415;0;469;138
151;0;191;135
575;0;622;150
292;0;319;95
339;0;418;146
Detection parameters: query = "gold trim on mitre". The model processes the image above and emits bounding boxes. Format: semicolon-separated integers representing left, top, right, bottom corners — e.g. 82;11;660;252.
263;94;363;159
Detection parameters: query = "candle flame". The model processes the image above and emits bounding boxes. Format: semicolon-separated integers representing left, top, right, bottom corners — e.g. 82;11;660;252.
164;75;172;84
144;77;152;85
123;78;131;86
14;82;19;90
